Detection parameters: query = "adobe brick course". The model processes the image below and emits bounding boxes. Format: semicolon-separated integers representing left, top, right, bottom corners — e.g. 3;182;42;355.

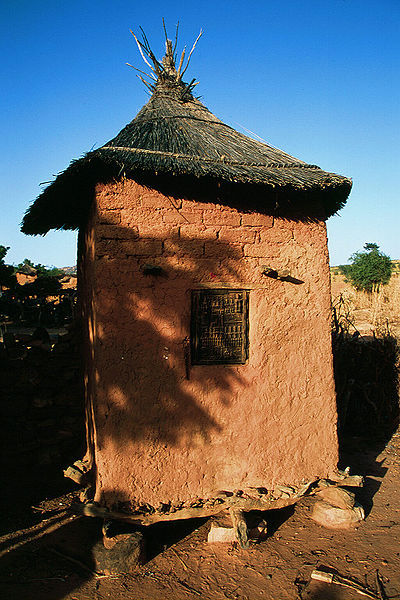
99;210;121;225
204;240;244;258
96;225;139;240
219;227;258;244
120;239;163;256
179;224;219;240
164;239;205;257
241;213;274;227
203;210;241;227
138;224;178;239
162;210;204;224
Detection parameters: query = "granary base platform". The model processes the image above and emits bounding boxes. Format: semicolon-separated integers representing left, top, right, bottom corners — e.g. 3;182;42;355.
71;470;364;548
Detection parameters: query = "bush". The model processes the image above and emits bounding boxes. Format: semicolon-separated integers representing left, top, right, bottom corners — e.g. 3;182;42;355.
341;242;392;293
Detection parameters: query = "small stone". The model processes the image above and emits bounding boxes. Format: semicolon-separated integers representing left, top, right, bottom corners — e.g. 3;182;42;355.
311;501;364;530
318;487;356;510
338;475;364;487
208;524;236;544
93;531;144;574
63;465;87;485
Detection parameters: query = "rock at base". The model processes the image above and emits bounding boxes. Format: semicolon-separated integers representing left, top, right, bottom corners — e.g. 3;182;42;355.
207;510;240;544
92;531;145;574
208;524;237;543
311;500;364;530
317;486;356;510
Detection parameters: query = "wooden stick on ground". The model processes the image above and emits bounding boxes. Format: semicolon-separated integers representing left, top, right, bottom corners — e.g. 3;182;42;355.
0;512;79;559
311;569;378;599
375;570;387;600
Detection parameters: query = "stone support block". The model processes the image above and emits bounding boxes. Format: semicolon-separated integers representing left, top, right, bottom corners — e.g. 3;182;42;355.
208;525;237;544
92;531;145;574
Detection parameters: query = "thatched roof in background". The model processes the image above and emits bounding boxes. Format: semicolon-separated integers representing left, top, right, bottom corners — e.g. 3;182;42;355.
17;264;37;276
22;28;352;235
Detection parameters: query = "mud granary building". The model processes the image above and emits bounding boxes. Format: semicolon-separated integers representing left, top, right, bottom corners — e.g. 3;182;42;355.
22;31;352;524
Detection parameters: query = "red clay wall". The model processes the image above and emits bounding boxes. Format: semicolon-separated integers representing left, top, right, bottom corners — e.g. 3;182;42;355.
87;180;338;509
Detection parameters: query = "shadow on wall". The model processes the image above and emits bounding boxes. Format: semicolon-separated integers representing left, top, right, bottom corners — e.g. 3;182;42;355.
84;220;248;458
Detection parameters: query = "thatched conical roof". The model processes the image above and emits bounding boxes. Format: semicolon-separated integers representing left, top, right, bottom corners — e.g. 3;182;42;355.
16;263;37;276
22;32;352;235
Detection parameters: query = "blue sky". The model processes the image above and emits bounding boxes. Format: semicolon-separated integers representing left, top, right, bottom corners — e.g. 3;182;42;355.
1;0;399;267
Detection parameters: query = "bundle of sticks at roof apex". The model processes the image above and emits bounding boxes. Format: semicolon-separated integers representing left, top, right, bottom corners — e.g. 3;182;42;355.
126;20;203;97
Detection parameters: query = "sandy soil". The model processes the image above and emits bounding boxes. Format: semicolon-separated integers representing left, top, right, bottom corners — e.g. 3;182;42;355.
1;431;400;600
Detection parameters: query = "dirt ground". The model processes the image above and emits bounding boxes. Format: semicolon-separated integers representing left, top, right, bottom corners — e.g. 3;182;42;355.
1;431;400;600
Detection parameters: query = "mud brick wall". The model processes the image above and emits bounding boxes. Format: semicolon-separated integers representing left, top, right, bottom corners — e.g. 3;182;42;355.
82;179;338;509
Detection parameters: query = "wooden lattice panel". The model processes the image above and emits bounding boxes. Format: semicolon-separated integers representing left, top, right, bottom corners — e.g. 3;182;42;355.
191;289;249;365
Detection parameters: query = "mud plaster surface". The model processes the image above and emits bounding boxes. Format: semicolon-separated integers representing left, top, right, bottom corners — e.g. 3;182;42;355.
82;180;338;507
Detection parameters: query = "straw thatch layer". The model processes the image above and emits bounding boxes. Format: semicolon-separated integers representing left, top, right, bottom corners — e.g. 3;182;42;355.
22;53;352;235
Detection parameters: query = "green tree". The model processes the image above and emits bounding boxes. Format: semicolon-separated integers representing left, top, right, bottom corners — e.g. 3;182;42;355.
18;258;35;268
342;243;393;293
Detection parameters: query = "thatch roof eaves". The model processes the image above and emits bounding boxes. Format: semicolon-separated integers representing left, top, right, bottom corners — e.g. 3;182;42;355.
21;147;351;235
22;85;352;235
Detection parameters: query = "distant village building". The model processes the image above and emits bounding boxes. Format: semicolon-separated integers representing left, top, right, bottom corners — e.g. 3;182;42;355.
15;263;37;286
22;33;352;528
59;274;77;290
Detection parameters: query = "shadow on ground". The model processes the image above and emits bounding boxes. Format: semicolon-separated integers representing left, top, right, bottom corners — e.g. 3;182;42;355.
333;330;399;516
